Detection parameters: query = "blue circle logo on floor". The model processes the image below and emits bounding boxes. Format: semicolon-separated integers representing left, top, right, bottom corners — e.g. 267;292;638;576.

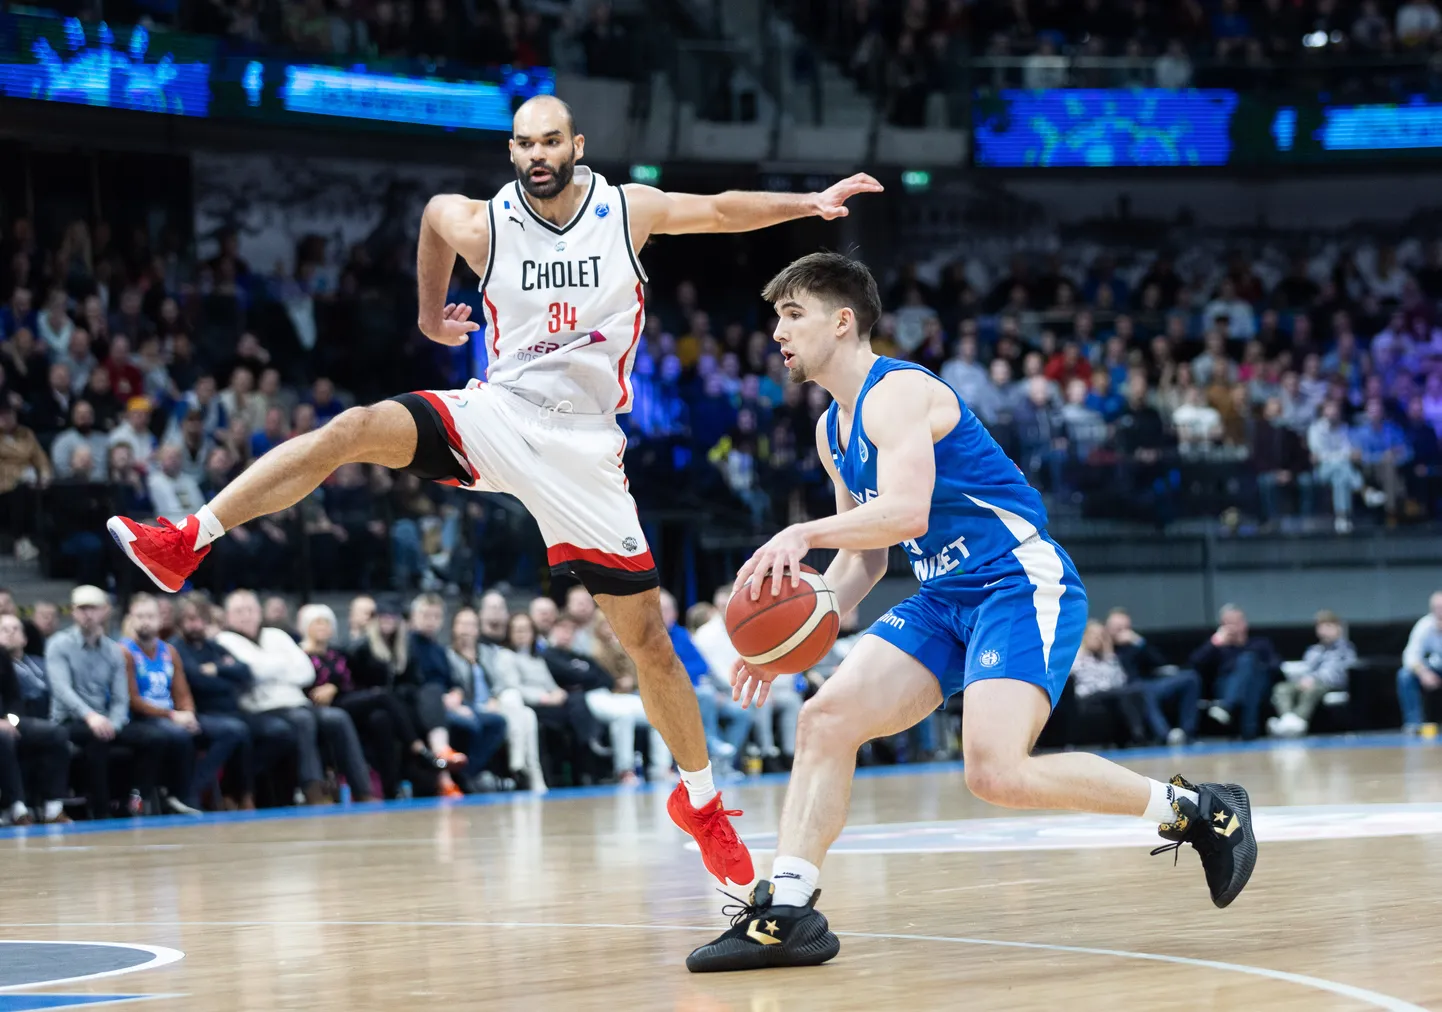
0;940;183;1004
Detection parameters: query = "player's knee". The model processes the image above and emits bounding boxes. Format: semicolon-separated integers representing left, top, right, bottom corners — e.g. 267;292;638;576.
623;607;675;672
963;751;1029;808
322;405;380;449
795;694;865;753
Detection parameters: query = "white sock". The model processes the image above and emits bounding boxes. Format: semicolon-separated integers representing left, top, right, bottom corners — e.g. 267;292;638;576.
42;800;64;822
770;855;820;907
193;505;226;550
7;801;26;823
1143;778;1199;824
679;763;716;808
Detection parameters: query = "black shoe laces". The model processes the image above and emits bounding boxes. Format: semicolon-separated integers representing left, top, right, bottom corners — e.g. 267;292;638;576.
717;888;766;928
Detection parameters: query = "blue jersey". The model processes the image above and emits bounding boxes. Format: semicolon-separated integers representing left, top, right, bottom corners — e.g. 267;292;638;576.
824;356;1088;706
825;357;1050;584
123;638;175;710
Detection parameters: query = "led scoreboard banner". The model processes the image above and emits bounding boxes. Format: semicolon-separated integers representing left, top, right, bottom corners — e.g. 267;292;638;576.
0;10;552;137
210;56;553;136
974;87;1442;168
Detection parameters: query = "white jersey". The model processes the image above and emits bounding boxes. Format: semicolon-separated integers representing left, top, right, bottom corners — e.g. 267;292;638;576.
478;167;648;415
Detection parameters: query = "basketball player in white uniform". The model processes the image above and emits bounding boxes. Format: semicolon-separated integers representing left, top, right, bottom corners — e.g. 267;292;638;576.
107;95;881;885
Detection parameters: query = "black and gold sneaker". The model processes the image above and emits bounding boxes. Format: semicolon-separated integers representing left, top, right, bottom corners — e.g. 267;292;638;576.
686;879;840;973
1152;774;1258;908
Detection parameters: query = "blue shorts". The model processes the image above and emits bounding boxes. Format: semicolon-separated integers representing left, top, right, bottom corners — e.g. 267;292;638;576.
865;533;1087;707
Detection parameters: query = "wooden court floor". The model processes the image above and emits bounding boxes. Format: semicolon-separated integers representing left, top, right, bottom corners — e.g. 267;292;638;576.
4;737;1442;1011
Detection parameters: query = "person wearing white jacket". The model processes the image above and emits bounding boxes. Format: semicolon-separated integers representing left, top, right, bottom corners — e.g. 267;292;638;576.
448;606;545;793
215;590;374;803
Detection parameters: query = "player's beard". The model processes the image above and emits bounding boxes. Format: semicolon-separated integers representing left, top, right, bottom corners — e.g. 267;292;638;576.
517;155;575;200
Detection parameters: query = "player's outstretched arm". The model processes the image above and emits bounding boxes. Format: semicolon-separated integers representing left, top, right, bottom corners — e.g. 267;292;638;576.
622;174;883;239
417;194;490;346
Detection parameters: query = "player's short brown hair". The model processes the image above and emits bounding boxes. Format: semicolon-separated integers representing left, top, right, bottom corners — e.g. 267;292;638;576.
762;251;882;340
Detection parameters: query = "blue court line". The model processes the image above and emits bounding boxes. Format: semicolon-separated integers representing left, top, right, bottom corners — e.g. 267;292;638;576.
0;731;1433;842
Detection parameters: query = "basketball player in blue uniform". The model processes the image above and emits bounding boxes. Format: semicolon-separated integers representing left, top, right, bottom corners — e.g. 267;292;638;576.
687;252;1257;973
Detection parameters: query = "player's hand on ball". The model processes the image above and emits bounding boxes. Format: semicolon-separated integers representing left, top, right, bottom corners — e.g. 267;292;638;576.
735;526;811;600
731;657;779;709
421;302;480;346
812;173;884;220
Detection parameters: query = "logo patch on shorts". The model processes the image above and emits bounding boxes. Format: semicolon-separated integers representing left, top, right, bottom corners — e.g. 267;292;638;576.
979;649;1002;669
621;536;639;553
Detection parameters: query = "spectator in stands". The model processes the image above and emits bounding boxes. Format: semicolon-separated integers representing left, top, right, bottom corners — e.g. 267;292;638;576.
1106;607;1200;745
298;602;448;800
1397;0;1442;46
108;397;156;461
1309;400;1363;533
449;605;543;792
30;601;59;650
340;595;375;652
172;594;290;811
148;443;206;523
1189;604;1279;740
1398;591;1442;732
1173;386;1222;456
1069;620;1149;744
1351;398;1410;522
1252;397;1314;525
167;407;214;483
216;589;375;804
495;609;598;775
1270;609;1356;737
26;362;72;443
36;288;72;357
46;585;128;819
528;596;559;648
0;613;70;824
563;585;597;656
940;333;989;407
406;594;494;796
50;401;107;481
666;590;751;772
0;287;34;340
119;594;228;815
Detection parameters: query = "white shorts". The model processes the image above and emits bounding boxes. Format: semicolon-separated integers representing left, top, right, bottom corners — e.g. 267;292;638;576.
402;382;657;596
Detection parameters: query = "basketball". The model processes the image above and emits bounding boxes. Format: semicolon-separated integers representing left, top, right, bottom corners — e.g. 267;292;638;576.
725;563;841;676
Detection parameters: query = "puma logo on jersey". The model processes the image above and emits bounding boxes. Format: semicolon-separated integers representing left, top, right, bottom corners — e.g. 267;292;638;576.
508;215;525;230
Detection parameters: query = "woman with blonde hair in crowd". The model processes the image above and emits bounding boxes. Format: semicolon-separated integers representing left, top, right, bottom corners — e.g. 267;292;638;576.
348;598;466;798
448;606;545;793
298;603;448;799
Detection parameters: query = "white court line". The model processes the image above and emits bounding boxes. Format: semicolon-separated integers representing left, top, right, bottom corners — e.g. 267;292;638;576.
0;940;184;991
0;921;1422;1010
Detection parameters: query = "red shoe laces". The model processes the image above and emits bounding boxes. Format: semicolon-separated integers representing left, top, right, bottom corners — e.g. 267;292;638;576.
700;802;744;842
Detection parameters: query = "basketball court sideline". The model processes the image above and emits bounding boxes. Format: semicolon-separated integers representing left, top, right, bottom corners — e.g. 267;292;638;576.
2;734;1441;1011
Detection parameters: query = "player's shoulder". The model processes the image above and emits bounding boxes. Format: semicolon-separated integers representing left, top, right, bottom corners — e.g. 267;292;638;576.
863;363;947;418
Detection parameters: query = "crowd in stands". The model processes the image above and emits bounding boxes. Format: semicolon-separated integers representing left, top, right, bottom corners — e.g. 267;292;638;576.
4;579;1440;823
780;0;1442;125
7;210;1442;608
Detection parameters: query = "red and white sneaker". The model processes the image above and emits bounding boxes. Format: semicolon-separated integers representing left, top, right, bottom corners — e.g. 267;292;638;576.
106;515;210;593
668;781;754;886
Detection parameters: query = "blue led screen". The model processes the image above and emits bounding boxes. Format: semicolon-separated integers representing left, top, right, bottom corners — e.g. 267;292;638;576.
974;89;1240;168
0;16;211;116
1315;99;1442;151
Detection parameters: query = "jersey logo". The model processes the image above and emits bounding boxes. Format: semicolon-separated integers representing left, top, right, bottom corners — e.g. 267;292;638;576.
857;438;869;463
595;202;610;218
555;240;566;252
508;214;525;230
979;649;1001;669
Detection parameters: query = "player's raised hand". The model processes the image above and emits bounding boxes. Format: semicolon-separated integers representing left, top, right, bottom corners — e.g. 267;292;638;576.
731;656;779;709
420;302;479;346
812;173;884;220
734;525;811;601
